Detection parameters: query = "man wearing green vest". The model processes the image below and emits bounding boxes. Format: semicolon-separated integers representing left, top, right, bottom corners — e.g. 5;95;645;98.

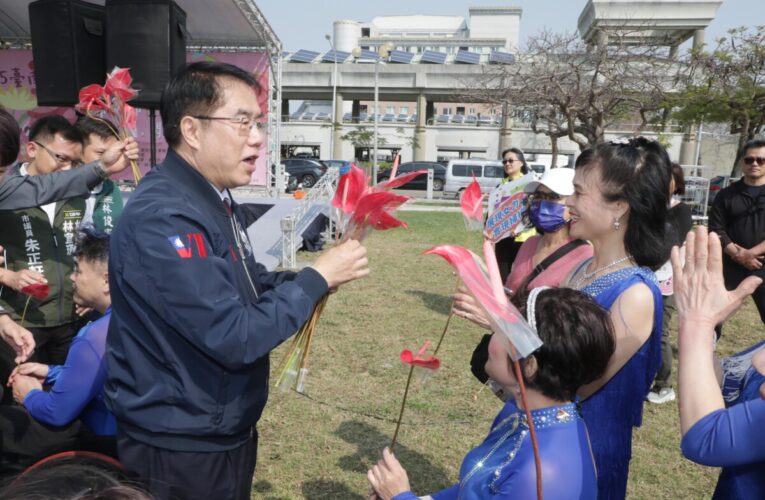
0;116;86;403
75;117;124;233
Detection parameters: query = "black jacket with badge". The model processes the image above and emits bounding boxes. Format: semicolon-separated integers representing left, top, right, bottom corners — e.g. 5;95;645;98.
106;149;329;452
0;165;84;327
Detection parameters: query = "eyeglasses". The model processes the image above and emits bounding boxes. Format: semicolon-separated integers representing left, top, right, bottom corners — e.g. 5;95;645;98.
502;159;521;165
33;141;81;167
193;115;266;136
528;191;563;203
743;156;765;166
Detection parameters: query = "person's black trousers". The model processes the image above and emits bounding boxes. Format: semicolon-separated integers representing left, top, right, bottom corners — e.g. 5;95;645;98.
719;258;765;337
0;404;82;473
117;428;258;500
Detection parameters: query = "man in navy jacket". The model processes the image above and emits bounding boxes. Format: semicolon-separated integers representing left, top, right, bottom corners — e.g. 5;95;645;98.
106;61;369;500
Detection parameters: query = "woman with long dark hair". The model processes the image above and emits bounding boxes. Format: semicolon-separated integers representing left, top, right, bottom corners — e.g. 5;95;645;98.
564;137;671;499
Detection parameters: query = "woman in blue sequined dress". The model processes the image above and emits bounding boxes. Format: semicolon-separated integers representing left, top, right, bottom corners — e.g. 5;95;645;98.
563;138;672;499
367;287;616;499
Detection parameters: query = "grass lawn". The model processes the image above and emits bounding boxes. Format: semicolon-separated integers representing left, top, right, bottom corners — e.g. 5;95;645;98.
254;211;761;499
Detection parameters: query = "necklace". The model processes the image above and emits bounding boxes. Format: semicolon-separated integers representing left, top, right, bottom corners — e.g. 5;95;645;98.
572;255;633;290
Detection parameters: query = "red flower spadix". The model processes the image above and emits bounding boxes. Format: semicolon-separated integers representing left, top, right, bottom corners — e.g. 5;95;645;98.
21;283;49;301
400;341;440;370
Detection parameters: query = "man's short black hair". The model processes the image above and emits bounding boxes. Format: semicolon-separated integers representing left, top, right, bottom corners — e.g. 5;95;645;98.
740;139;765;160
75;115;117;145
160;61;261;148
74;226;110;265
29;115;82;144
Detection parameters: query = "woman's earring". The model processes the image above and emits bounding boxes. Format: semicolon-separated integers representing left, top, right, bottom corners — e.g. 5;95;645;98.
613;218;621;231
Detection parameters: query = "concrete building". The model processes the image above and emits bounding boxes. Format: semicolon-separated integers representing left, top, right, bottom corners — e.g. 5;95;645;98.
333;6;521;56
281;1;736;175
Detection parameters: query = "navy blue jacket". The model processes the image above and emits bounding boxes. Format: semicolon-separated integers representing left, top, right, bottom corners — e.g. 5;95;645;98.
105;149;328;451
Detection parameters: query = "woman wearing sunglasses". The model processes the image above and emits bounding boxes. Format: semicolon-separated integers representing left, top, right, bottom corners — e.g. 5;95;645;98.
494;148;536;282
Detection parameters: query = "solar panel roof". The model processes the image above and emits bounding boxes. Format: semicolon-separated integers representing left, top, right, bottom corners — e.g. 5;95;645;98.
420;50;448;64
388;49;414;64
455;50;480;64
358;49;380;61
322;50;350;63
489;51;515;64
290;49;320;63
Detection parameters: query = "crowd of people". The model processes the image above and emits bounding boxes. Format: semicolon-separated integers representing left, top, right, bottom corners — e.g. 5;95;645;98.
0;59;761;499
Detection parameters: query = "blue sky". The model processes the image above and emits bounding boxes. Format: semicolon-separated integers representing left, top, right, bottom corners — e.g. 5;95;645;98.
257;0;759;53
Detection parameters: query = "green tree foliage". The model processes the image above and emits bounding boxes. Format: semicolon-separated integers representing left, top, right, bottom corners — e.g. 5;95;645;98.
672;26;765;174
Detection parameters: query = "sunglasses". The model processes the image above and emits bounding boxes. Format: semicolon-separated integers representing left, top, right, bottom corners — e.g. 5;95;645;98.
529;191;563;202
502;159;520;165
743;156;765;166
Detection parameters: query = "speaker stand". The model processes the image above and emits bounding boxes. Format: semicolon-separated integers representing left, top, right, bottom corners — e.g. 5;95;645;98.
149;108;157;167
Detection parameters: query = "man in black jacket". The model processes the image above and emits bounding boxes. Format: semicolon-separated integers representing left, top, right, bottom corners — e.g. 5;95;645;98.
106;62;369;500
709;139;765;328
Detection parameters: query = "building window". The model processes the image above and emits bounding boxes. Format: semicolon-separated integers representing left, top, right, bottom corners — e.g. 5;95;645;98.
469;107;476;114
361;28;370;37
400;106;409;114
456;106;465;115
386;106;395;114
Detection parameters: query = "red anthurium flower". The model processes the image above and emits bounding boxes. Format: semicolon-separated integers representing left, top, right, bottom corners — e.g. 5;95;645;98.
21;283;49;301
332;164;368;214
424;244;542;359
121;103;137;131
364;207;408;230
352;191;410;226
105;67;137;102
75;84;109;114
400;341;440;370
460;177;485;222
377;170;428;191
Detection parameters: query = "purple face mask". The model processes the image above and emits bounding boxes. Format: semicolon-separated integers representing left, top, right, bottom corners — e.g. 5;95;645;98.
529;200;568;233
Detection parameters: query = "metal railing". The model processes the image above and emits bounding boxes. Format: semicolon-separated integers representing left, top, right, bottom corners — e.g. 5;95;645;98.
280;168;340;269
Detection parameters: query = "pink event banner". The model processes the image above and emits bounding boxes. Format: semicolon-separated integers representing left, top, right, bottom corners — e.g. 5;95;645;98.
0;50;270;185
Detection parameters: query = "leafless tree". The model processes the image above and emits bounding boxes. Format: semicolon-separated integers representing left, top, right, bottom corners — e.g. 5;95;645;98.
462;30;679;166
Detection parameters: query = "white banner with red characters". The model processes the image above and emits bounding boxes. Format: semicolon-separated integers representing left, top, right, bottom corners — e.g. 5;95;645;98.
0;50;270;186
485;173;534;243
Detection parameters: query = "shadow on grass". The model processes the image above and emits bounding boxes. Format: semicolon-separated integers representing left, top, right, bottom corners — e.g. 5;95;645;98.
301;480;365;499
406;289;453;315
331;420;452;495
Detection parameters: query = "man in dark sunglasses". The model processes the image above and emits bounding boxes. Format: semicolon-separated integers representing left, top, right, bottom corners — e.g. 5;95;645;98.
709;139;765;334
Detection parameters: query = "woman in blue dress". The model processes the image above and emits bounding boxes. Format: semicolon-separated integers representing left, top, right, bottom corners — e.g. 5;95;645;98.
673;226;765;499
367;287;616;499
563;138;672;499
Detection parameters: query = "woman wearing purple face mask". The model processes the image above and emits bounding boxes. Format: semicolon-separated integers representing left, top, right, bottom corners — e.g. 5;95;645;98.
504;168;593;294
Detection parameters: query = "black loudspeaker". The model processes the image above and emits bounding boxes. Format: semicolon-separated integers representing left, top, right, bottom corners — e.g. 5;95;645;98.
105;0;187;109
29;0;105;106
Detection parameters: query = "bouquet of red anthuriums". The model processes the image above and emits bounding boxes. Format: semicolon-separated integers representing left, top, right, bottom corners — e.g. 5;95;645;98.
75;67;141;183
275;165;428;393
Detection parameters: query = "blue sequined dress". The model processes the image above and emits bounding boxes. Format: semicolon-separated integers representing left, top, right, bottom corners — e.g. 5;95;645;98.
575;263;663;500
391;401;598;499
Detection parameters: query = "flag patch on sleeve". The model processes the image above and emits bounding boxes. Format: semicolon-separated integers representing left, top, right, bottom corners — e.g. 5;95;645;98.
167;233;207;259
